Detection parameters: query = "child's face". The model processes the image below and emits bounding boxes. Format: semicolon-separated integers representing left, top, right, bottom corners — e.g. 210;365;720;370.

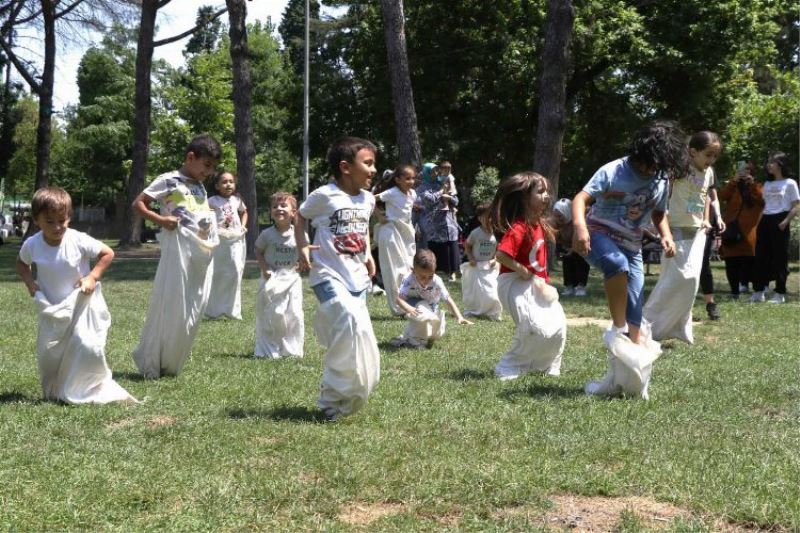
271;200;295;227
689;143;720;171
36;208;70;246
215;173;236;197
339;148;377;193
439;164;452;175
396;170;416;193
413;265;435;287
183;153;219;183
529;181;551;213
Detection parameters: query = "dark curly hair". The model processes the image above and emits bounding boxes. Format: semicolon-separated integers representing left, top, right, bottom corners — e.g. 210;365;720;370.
628;120;689;179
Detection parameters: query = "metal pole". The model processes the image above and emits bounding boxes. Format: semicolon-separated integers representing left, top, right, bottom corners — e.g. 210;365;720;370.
302;0;310;201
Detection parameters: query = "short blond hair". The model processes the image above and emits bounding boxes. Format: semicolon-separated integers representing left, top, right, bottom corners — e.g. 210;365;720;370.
270;191;297;210
31;187;72;218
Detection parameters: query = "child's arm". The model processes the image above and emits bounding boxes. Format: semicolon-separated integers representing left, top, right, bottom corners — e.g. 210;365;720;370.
495;250;532;280
16;257;38;296
572;191;591;256
364;230;376;278
395;294;420;317
464;239;477;266
295;213;312;272
445;295;473;325
255;246;271;279
652;210;676;257
239;205;248;232
132;192;179;231
708;188;725;232
77;244;114;295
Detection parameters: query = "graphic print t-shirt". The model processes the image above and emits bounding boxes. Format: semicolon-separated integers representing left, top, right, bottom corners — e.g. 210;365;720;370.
143;171;215;238
299;182;375;292
582;157;668;251
398;272;450;310
208;195;246;234
669;166;714;229
255;225;300;272
466;226;498;262
496;220;549;282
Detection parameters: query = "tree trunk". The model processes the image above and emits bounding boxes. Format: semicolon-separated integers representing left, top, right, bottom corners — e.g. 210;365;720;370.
380;0;421;167
120;0;158;247
532;0;575;199
34;0;56;191
226;0;257;256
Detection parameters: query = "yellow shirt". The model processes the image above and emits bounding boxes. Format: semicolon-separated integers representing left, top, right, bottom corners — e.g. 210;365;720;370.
669;167;714;229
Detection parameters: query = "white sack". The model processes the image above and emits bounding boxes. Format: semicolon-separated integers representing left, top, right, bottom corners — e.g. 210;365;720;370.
132;225;218;378
584;324;661;400
34;285;137;404
254;270;304;358
460;260;502;320
642;228;706;344
376;220;415;315
313;286;380;417
205;228;246;319
402;301;446;344
495;273;567;379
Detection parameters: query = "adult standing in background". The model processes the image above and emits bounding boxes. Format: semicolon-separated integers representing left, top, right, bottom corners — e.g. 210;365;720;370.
416;162;461;281
750;153;799;303
718;159;764;299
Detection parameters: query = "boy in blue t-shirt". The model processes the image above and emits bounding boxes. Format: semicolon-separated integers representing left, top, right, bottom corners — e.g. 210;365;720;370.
572;121;685;347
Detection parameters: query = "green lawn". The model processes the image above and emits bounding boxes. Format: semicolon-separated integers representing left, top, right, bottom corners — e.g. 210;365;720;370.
1;238;798;532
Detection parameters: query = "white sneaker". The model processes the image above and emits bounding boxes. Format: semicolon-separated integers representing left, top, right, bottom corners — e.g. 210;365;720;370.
574;285;587;297
561;286;575;296
738;283;749;293
768;293;785;304
749;291;765;302
371;284;385;296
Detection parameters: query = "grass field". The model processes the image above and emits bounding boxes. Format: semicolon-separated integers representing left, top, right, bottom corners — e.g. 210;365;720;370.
1;237;798;532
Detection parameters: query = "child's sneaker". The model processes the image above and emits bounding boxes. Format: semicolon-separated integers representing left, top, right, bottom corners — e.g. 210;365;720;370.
574;285;587;297
705;302;721;320
749;291;765;302
389;336;406;347
768;293;785;304
738;283;749;294
371;283;385;296
561;286;575;296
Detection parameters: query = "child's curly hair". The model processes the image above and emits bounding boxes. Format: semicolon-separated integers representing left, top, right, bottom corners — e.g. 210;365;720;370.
628;120;689;179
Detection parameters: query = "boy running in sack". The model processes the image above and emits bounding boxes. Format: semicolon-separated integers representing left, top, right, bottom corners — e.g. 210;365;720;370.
296;137;380;422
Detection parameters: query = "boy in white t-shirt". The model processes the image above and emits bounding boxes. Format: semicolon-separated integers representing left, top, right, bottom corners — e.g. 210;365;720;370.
130;134;222;378
16;187;137;404
254;192;304;359
296;137;381;422
391;249;473;349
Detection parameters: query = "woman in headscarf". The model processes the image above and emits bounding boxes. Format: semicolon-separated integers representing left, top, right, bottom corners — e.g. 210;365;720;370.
415;162;462;281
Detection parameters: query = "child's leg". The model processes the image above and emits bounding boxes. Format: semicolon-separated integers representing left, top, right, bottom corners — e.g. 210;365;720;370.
603;272;629;330
586;233;632;330
625;251;645;343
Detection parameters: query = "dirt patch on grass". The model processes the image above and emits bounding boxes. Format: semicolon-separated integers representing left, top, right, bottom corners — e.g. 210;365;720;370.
146;415;177;428
566;317;608;328
106;414;177;431
543;494;690;531
338;502;406;525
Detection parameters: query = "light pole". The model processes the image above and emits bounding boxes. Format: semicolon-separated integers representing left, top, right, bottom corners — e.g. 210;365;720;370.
302;0;310;201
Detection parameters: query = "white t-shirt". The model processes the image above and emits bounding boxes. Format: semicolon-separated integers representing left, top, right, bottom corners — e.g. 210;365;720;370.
18;228;104;304
208;195;246;233
377;186;416;223
669;166;715;229
299;182;375;292
762;179;800;215
466;226;497;261
255;225;300;272
143;171;215;237
399;272;450;309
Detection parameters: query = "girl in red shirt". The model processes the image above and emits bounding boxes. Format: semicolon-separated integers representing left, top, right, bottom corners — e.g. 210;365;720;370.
488;172;566;380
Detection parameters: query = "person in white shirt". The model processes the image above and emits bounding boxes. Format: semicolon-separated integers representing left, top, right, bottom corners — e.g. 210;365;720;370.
296;137;380;422
751;152;800;303
16;187;136;404
391;249;473;349
373;164;418;315
460;202;502;320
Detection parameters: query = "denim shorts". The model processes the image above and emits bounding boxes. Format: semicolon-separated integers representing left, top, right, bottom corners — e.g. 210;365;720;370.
585;231;644;326
312;279;367;304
